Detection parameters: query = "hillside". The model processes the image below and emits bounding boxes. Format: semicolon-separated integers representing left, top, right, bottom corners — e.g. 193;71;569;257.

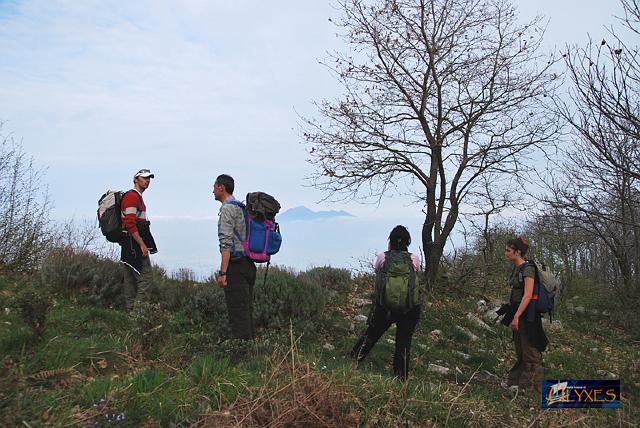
0;264;637;427
278;206;354;222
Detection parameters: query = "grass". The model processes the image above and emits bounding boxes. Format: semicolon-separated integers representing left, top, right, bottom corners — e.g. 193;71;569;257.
0;271;638;427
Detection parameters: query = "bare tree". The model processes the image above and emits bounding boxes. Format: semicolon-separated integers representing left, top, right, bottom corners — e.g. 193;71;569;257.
462;173;519;289
0;126;53;271
557;0;640;180
547;0;640;291
544;135;640;290
53;218;120;260
302;0;558;286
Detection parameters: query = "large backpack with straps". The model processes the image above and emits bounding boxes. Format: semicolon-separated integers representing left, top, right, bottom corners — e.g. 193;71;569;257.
375;250;419;313
227;192;282;263
519;260;563;314
97;190;141;243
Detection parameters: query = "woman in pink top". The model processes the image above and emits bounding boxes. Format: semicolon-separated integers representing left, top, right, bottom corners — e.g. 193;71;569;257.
350;225;422;381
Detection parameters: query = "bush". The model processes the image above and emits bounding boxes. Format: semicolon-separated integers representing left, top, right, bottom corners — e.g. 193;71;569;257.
13;286;51;338
129;302;171;355
254;267;327;333
298;266;352;295
0;130;54;271
183;282;230;336
155;278;192;311
39;246;124;307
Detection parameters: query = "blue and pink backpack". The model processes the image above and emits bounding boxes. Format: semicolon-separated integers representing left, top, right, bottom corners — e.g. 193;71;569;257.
227;192;282;263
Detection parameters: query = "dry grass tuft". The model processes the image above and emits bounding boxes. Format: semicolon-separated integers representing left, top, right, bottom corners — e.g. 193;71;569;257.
194;327;362;428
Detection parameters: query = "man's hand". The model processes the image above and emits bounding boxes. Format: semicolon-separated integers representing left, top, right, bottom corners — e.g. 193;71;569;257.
217;274;227;288
510;316;520;332
131;232;149;257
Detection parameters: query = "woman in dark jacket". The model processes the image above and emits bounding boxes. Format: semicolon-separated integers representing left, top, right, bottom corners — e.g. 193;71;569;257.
504;237;548;391
350;225;422;381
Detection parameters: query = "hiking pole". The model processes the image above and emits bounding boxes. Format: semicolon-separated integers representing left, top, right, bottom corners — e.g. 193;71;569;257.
263;261;270;287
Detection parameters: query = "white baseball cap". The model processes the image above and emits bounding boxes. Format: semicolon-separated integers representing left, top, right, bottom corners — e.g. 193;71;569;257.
134;169;155;178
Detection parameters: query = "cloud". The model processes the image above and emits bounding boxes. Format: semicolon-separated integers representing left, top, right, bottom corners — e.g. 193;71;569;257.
0;0;344;221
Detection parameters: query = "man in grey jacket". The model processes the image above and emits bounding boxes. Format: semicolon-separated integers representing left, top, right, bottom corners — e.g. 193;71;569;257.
213;174;257;340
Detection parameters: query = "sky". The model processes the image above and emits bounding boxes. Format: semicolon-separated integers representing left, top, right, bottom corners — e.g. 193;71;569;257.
0;0;628;276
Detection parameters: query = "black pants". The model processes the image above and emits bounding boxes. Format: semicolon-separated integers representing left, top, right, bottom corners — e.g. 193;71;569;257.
351;304;421;380
224;257;257;340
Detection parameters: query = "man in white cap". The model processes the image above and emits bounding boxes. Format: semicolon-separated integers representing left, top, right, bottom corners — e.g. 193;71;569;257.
120;168;158;310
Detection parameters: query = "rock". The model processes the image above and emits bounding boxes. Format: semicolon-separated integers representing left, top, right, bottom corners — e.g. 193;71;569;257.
455;326;479;342
428;364;450;375
550;320;563;330
354;315;368;323
482;307;502;323
590;348;599;353
322;343;335;351
455;351;471;361
354;298;370;307
476;300;487;311
466;313;494;333
596;370;618;379
574;306;586;314
482;370;500;381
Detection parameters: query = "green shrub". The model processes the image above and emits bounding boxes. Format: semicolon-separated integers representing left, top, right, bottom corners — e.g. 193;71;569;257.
12;286;51;338
40;246;93;292
155;278;192;311
129;302;171;355
254;267;327;333
183;283;230;336
298;266;352;295
39;246;124;307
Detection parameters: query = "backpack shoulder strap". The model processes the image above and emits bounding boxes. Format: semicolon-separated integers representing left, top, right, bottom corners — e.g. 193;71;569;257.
519;260;542;299
223;200;249;247
517;260;535;285
225;199;246;209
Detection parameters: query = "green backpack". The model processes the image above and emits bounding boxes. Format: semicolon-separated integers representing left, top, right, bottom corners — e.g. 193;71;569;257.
375;250;419;313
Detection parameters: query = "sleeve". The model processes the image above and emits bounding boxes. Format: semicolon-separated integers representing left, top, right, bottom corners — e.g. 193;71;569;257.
523;264;536;279
121;192;140;235
411;253;421;272
374;253;385;271
218;204;235;252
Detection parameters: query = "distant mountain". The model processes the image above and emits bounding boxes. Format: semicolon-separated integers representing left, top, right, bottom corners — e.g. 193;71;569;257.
278;206;354;221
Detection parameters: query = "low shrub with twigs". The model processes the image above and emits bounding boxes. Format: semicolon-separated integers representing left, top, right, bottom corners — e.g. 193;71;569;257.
195;331;362;428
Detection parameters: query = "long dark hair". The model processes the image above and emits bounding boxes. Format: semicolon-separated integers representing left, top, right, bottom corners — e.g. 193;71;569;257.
389;225;411;251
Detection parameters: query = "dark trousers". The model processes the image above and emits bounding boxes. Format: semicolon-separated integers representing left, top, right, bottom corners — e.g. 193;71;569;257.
508;320;544;390
351;304;421;380
224;257;257;340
